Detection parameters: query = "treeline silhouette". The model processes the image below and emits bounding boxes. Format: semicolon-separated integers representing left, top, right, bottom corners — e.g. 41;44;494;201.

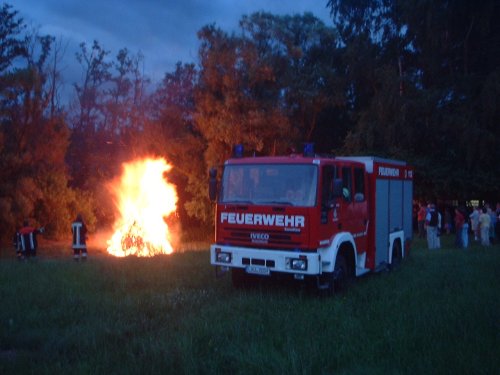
0;1;498;240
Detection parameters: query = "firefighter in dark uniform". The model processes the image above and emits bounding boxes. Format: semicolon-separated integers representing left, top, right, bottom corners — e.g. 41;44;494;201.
72;214;88;261
18;220;45;259
13;230;23;260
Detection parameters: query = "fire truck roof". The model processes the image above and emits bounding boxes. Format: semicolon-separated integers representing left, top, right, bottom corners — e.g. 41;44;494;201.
225;155;323;165
224;155;409;174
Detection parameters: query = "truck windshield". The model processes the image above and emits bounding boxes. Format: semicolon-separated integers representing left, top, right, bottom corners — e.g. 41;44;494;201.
221;164;318;207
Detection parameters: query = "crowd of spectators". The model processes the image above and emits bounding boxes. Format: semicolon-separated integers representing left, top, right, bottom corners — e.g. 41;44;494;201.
414;201;499;249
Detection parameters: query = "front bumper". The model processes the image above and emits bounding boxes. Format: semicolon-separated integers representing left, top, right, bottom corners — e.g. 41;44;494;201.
210;244;321;275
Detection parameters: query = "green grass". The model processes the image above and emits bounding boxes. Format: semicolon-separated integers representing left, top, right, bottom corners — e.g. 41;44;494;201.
0;236;499;374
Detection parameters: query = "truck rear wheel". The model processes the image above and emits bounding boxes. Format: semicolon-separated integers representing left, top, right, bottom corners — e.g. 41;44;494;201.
390;241;402;270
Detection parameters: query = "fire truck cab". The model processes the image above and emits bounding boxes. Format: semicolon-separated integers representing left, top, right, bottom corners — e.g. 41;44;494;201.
209;146;413;293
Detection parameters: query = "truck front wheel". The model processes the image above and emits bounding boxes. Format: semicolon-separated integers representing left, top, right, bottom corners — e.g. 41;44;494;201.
318;253;350;296
333;254;349;293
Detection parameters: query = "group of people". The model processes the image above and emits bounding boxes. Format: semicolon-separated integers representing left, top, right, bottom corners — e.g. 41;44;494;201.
468;205;498;246
417;201;499;249
13;214;88;261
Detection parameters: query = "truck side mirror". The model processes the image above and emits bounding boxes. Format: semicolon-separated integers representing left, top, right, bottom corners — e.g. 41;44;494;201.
332;178;343;199
209;168;218;201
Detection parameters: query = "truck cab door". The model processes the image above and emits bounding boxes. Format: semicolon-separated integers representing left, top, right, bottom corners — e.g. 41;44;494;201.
318;164;368;254
318;165;343;243
339;165;369;254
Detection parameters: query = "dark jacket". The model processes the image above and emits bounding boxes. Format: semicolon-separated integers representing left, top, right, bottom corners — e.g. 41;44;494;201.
72;219;88;249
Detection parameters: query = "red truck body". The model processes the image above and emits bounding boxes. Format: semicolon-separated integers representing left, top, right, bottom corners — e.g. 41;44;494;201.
210;151;413;291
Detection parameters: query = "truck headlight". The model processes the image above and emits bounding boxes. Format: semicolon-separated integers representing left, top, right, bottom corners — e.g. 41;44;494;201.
292;259;307;270
286;257;308;271
215;249;231;263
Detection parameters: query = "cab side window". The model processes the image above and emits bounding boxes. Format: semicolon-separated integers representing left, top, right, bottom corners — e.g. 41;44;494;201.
354;167;365;202
342;166;352;202
321;165;336;223
321;166;336;205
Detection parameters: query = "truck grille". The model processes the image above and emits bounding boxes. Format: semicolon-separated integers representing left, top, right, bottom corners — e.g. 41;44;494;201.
242;258;275;268
220;227;302;247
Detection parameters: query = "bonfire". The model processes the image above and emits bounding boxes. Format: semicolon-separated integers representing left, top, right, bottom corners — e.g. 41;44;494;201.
107;158;178;257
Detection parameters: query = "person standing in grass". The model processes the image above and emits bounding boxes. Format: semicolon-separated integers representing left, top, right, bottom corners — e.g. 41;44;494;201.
18;219;45;259
454;208;465;248
478;207;491;246
462;215;469;248
487;205;497;244
71;214;88;261
425;203;439;249
496;203;500;240
436;206;443;248
13;230;23;260
444;207;452;235
469;206;480;241
417;203;427;238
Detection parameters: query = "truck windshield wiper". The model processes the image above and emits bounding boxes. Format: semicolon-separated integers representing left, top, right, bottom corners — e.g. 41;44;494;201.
222;200;254;205
260;201;294;206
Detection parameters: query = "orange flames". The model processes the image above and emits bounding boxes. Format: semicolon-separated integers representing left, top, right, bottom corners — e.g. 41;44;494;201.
107;158;178;257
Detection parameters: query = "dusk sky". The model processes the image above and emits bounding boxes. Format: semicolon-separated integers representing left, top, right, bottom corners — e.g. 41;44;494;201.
14;1;332;85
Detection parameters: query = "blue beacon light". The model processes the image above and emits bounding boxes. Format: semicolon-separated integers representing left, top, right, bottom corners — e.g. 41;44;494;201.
303;143;314;157
233;144;244;158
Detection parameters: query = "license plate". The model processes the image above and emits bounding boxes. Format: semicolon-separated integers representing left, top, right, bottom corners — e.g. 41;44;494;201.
245;265;271;276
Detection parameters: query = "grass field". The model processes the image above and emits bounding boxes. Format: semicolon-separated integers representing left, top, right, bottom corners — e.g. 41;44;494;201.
0;235;499;374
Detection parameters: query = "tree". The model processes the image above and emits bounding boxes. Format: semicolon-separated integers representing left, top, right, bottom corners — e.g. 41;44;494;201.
328;0;500;200
191;13;353;221
240;12;348;152
67;42;153;228
196;22;292;168
0;7;94;239
0;3;25;76
146;63;208;222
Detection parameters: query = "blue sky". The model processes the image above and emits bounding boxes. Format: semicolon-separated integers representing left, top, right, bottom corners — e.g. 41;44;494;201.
14;0;332;83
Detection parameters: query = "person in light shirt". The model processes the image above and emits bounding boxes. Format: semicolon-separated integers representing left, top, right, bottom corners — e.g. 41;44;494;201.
469;206;480;241
478;207;491;246
425;203;439;249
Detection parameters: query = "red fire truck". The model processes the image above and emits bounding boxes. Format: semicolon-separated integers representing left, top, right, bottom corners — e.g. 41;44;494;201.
209;145;413;293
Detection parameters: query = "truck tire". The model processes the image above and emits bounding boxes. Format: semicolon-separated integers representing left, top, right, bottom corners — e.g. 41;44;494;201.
333;253;349;293
319;253;349;296
390;241;402;270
